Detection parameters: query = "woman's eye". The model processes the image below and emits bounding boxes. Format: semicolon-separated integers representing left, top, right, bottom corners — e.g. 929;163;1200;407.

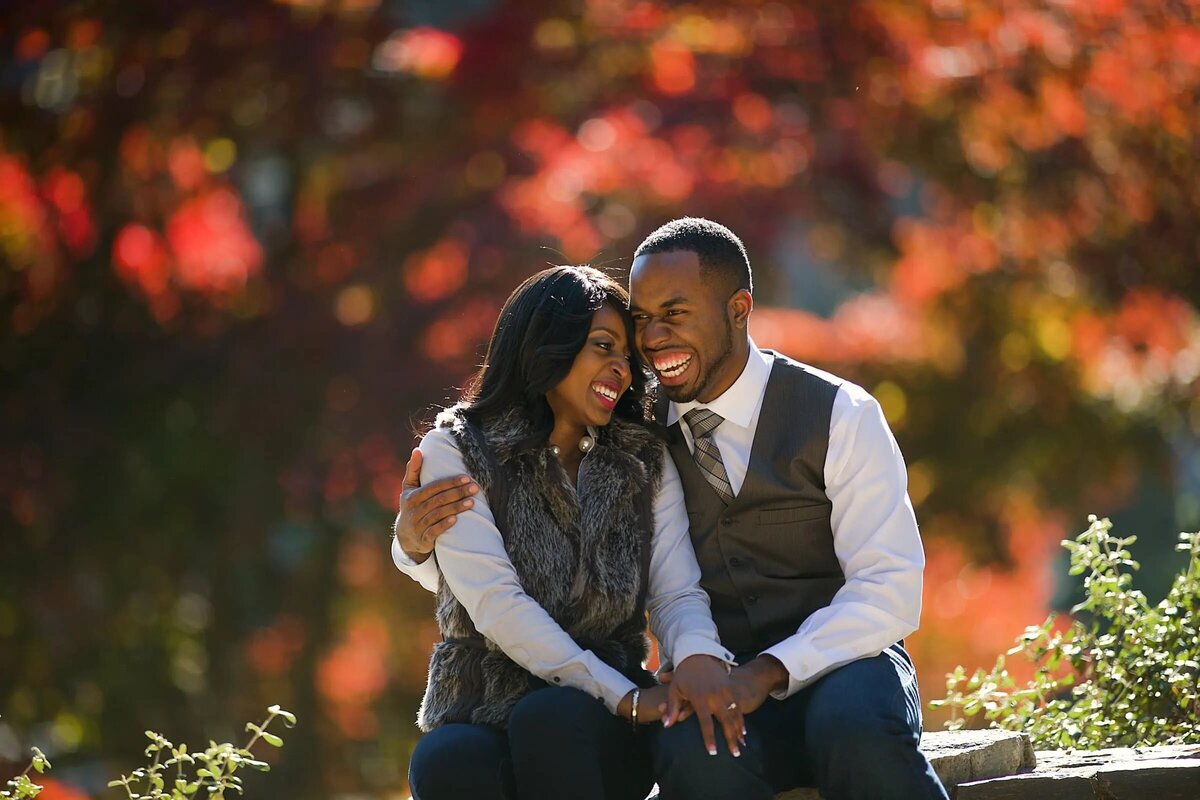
595;340;611;350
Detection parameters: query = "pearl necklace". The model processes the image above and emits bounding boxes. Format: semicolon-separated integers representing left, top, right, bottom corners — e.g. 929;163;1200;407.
550;433;595;457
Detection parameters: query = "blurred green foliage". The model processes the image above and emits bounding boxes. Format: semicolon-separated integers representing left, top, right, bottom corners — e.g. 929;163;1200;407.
2;707;294;800
934;518;1200;748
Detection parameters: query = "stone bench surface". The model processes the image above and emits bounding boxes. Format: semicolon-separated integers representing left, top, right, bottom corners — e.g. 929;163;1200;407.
649;729;1200;800
956;743;1200;800
774;729;1035;800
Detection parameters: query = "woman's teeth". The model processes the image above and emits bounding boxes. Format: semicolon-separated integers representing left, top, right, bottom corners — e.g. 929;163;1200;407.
592;383;618;401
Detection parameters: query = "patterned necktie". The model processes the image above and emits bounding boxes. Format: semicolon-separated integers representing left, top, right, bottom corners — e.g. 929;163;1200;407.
682;408;735;505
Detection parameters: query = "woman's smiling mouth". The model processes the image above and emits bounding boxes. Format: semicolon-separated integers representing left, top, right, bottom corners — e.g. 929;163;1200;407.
591;381;620;409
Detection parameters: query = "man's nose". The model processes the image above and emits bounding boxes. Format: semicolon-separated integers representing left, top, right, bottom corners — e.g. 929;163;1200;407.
640;318;668;350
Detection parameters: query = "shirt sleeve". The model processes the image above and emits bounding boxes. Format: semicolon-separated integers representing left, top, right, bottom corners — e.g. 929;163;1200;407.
645;450;736;670
417;427;638;713
761;383;924;698
391;532;442;593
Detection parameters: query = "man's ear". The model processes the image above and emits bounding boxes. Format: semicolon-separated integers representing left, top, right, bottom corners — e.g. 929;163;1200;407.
728;289;753;329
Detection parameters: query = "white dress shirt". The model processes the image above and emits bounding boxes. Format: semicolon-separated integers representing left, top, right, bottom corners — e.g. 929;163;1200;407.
670;340;925;698
393;426;734;713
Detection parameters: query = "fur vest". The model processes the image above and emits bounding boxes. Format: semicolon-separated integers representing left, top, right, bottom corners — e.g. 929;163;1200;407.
417;404;665;731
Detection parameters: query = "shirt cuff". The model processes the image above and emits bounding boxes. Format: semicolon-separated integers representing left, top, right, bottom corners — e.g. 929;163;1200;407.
760;641;811;700
390;536;440;593
587;659;639;714
670;633;737;671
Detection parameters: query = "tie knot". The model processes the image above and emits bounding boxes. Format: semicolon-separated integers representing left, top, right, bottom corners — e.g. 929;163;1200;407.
683;408;725;439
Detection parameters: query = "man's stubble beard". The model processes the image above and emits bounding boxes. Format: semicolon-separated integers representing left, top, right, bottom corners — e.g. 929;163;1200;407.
662;313;734;404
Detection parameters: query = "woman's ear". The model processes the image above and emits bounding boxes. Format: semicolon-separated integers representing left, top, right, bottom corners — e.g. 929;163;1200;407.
728;289;753;329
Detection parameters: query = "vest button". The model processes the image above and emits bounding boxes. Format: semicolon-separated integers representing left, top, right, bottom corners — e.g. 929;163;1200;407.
729;556;742;567
721;516;732;526
746;595;759;604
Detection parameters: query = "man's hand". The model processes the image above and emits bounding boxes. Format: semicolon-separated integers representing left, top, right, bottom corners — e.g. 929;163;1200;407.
394;449;477;564
664;655;745;757
727;655;791;716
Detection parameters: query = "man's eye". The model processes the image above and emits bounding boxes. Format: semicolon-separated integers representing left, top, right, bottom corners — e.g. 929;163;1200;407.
667;309;685;316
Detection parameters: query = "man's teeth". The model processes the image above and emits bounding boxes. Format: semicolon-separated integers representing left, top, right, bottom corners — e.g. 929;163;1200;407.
655;355;691;377
592;384;618;400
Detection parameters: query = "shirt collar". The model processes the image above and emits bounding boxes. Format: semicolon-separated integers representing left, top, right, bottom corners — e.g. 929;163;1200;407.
667;339;774;429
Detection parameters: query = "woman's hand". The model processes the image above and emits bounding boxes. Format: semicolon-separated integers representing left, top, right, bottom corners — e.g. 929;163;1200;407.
664;654;745;756
617;685;670;725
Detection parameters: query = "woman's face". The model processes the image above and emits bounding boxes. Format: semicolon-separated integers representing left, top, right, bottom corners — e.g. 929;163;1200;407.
545;303;633;430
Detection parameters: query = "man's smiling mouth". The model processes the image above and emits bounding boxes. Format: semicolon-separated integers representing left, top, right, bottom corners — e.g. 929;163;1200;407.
653;354;692;378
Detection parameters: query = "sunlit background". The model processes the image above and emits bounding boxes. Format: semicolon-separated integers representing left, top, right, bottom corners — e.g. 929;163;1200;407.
3;0;1199;797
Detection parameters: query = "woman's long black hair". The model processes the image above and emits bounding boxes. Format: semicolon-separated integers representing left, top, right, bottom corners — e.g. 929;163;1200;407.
460;265;650;448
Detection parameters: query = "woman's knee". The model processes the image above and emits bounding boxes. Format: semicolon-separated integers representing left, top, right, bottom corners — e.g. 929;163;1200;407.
409;724;508;800
508;686;608;738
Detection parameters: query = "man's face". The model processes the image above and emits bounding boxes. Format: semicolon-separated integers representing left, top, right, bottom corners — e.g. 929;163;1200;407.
628;249;738;404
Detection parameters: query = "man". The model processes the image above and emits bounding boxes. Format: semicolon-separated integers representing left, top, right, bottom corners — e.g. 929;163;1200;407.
395;218;948;800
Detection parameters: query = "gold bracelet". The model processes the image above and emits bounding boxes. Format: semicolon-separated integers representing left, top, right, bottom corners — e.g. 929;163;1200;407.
631;688;640;730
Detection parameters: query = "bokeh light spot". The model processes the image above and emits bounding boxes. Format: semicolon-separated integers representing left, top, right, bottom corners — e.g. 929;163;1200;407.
464;151;506;189
335;284;375;326
204;138;237;173
874;380;908;429
373;27;462;80
535;19;576;52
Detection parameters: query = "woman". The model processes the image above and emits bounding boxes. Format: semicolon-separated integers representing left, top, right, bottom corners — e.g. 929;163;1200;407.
397;266;734;800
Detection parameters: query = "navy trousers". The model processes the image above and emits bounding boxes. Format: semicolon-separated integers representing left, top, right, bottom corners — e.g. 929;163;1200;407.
651;645;948;800
408;686;653;800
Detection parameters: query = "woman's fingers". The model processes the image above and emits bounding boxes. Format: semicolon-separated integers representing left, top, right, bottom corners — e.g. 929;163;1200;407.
696;709;719;756
712;691;745;756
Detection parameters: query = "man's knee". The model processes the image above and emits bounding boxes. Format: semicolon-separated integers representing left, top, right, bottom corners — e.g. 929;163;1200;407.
652;718;770;800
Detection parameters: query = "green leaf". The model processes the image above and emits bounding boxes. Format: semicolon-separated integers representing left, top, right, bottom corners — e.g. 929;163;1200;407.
269;707;297;728
259;732;283;748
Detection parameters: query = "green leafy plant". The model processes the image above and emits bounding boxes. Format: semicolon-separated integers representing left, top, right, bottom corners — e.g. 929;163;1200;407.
932;516;1200;749
1;746;50;799
1;706;295;800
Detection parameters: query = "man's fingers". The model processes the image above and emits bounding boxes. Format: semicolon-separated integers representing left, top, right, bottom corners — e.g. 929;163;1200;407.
402;449;423;489
663;684;685;728
419;496;474;530
426;516;457;539
406;475;476;509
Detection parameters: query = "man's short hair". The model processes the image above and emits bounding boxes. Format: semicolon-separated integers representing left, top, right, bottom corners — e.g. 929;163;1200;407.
634;217;753;295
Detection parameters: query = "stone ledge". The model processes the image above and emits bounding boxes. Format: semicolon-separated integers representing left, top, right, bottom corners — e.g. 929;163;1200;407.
775;729;1034;800
955;743;1200;800
648;730;1199;800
